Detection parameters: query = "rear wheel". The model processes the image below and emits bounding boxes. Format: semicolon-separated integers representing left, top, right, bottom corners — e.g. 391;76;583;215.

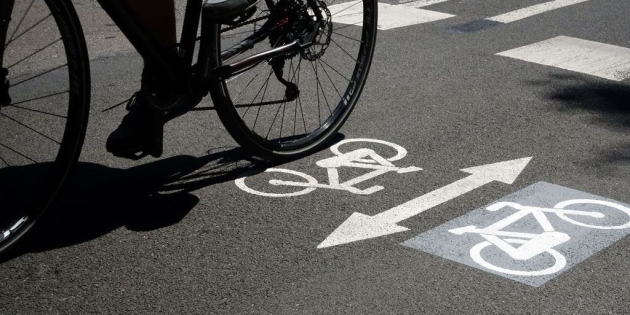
0;0;90;256
210;0;377;160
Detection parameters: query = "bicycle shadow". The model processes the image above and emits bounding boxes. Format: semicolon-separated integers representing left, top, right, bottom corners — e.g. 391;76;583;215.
2;146;265;262
2;134;345;262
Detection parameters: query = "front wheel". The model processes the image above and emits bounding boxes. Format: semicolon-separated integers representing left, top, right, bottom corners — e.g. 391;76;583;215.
0;0;90;256
209;0;377;160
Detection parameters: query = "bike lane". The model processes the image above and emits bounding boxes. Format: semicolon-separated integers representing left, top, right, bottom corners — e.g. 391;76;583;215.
4;0;630;314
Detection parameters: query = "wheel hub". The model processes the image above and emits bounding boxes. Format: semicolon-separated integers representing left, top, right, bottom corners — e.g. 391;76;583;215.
301;1;332;61
268;0;332;61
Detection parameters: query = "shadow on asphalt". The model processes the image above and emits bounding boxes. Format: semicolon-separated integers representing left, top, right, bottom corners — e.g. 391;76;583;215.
2;134;345;262
3;146;264;262
532;74;630;166
541;74;630;129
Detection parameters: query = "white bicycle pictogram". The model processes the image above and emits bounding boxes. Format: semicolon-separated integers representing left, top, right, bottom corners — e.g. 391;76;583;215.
449;199;630;276
235;139;422;197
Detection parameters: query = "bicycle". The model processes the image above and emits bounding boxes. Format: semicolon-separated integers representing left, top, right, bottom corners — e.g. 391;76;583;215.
236;138;421;197
449;200;630;276
0;0;377;255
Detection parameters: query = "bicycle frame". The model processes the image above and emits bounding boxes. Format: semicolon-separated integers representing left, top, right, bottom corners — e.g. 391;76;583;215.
95;0;323;98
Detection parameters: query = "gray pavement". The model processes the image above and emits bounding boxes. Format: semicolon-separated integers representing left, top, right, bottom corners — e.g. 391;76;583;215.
3;0;630;313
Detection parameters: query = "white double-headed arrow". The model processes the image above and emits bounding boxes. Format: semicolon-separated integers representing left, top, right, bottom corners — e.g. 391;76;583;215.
317;157;532;249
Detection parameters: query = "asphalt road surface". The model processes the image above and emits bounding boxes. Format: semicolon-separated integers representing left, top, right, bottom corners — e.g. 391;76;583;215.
3;0;630;313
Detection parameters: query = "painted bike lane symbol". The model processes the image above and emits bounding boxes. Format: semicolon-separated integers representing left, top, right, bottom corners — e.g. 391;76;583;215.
449;200;630;276
235;139;421;197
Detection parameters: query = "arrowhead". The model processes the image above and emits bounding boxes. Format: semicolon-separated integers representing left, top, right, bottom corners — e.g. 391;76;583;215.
460;157;532;184
317;212;409;249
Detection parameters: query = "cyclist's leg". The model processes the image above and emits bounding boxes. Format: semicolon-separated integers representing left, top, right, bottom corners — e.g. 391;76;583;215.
106;0;178;160
124;0;176;46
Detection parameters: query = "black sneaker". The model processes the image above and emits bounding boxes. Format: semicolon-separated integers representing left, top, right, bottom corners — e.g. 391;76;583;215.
106;92;164;160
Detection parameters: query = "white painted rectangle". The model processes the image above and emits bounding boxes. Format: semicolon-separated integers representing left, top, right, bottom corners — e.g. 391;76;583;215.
487;0;591;23
497;36;630;81
329;1;455;30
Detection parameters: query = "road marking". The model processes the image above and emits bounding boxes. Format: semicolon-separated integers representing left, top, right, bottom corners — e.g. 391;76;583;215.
497;36;630;81
236;139;421;197
329;1;455;30
487;0;591;23
402;182;630;287
400;0;450;8
318;157;532;249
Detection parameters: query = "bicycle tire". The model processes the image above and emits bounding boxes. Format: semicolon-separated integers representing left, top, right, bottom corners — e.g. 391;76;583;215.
208;0;377;160
0;0;90;256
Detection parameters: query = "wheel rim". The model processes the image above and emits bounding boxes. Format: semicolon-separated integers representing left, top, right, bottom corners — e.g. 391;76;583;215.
0;0;88;253
217;0;376;152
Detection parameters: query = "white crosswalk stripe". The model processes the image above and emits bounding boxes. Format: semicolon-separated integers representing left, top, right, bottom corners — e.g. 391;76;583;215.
331;0;595;30
486;0;592;24
399;0;451;8
329;1;454;30
497;36;630;81
331;0;629;81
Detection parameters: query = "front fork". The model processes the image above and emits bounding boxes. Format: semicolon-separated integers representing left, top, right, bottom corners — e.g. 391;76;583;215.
0;0;14;106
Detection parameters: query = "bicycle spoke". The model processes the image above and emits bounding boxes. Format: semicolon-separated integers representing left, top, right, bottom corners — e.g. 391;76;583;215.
295;58;307;133
280;99;287;139
9;90;69;106
6;14;52;47
0;143;37;163
10;63;68;87
265;94;284;139
317;59;343;99
318;58;351;82
7;0;35;44
311;60;333;114
4;105;67;119
330;37;358;62
233;62;269;110
310;61;322;126
6;38;62;70
240;66;271;117
328;0;362;17
334;22;364;32
280;58;295;139
331;31;362;43
0;113;60;145
0;154;9;166
252;68;274;130
293;59;300;136
234;100;287;108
